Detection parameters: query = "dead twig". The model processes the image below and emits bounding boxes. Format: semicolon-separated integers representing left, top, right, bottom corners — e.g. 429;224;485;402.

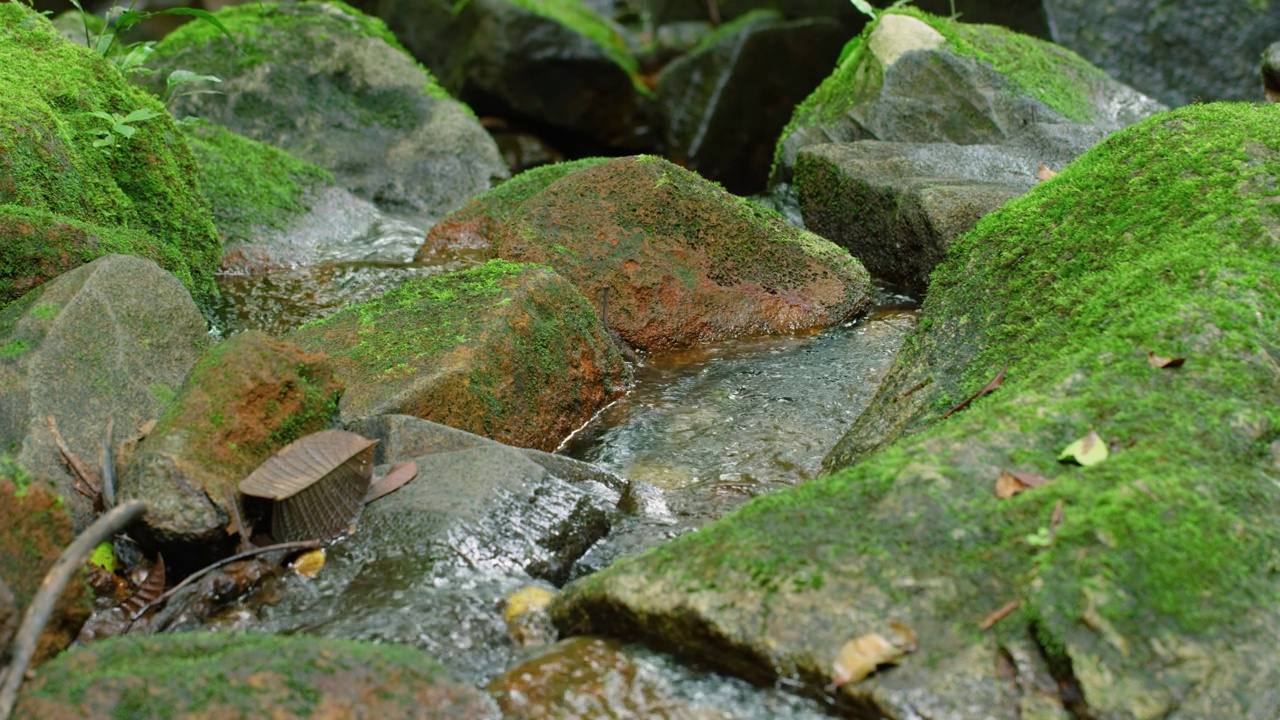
979;599;1023;631
46;416;99;501
906;358;1020;434
0;500;147;720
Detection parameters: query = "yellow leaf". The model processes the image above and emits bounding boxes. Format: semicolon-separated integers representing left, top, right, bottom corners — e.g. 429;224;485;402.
1058;430;1108;467
504;585;556;624
291;548;326;579
828;622;917;690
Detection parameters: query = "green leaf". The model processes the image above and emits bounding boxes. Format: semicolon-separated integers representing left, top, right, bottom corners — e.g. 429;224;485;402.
92;133;115;148
117;42;155;72
115;123;137;139
154;8;240;50
1057;430;1108;467
166;69;222;88
121;108;162;124
848;0;877;19
86;110;118;123
89;541;116;573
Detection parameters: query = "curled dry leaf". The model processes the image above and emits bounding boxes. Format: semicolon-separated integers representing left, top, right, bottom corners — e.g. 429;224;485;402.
827;621;917;691
363;461;419;504
995;470;1053;499
1058;430;1108;467
1036;163;1058;182
1146;350;1186;369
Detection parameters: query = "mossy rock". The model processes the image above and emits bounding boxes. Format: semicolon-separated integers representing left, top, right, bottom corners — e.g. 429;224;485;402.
0;476;89;668
13;632;499;719
117;330;342;569
492;155;872;353
771;8;1164;183
0;3;222;313
553;103;1280;716
417;157;612;258
287;259;630;451
147;1;508;223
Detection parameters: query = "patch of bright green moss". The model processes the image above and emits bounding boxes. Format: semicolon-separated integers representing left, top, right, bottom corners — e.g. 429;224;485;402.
182;122;333;243
0;3;221;312
455;156;611;222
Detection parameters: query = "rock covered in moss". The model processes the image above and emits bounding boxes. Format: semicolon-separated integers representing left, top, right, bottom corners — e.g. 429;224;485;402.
118;330;342;568
771;9;1164;183
418;157;612;259
553;103;1280;716
0;255;210;529
182;122;382;271
0;3;222;312
493;155;872;353
13;632;500;719
287;260;630;451
0;475;89;667
147;1;508;223
656;10;846;193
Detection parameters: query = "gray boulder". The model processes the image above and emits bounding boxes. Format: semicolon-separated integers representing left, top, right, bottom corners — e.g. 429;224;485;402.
147;1;508;224
0;255;209;529
1043;0;1280;106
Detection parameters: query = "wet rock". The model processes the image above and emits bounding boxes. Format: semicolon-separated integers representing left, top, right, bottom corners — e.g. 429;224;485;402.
417;157;612;259
0;4;222;311
182;122;382;272
493;155;872;353
0;476;90;667
147;1;508;224
0;254;210;528
771;9;1164;183
656;10;846;194
287;260;630;451
554;103;1280;716
1263;40;1280;104
346;0;651;150
644;0;864;27
795;126;1107;292
118;330;342;570
13;632;500;719
1043;0;1280;106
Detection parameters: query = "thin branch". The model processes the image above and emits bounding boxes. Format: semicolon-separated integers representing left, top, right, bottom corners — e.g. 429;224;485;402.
100;418;115;509
0;500;147;720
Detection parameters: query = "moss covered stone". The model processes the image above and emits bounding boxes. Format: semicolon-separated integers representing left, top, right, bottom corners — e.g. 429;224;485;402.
493;155;872;353
14;632;499;719
418;157;612;257
288;260;630;451
553;103;1280;717
771;8;1163;182
0;3;222;312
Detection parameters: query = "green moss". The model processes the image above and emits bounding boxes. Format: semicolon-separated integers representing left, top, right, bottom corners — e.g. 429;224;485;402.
152;1;456;105
182;122;332;244
0;3;221;312
494;0;648;94
478;157;612;216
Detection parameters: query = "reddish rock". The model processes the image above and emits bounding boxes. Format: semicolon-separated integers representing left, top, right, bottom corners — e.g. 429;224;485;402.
493;155;872;353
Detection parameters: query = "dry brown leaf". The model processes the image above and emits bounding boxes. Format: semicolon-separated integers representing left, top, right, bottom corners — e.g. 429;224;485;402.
995;470;1053;499
1048;499;1065;538
1146;350;1186;369
47;415;100;501
1036;163;1058;182
827;622;917;691
363;461;419;504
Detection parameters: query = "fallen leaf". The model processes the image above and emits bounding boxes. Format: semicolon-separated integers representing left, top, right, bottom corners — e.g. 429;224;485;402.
47;415;100;502
363;461;419;504
291;548;326;579
119;554;165;621
1146;350;1186;369
1036;163;1058;182
995;470;1053;499
827;622;916;691
1048;499;1065;537
979;599;1022;630
1058;430;1108;466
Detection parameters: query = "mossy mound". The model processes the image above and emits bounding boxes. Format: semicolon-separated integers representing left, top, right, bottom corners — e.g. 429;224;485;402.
553;103;1280;716
493;155;872;353
13;632;499;719
771;8;1162;182
0;3;221;312
418;157;612;258
287;260;630;451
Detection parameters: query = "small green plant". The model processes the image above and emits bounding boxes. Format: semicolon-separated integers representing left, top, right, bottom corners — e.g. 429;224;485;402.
86;108;163;147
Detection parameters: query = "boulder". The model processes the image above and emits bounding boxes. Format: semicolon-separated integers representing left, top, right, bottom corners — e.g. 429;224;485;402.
553;103;1280;717
117;330;342;569
417;157;612;259
644;0;864;27
182;122;381;272
1043;0;1280;106
492;155;873;353
0;255;210;528
13;633;500;719
0;475;89;667
0;3;222;311
771;9;1164;183
287;260;630;450
147;1;508;223
348;0;651;150
656;10;846;194
794;124;1108;292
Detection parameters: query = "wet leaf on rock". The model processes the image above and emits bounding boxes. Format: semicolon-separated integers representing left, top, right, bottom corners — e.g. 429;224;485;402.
505;585;558;648
1058;430;1108;466
1036;163;1058;182
827;621;917;691
363;461;418;504
995;470;1052;499
1146;350;1186;369
290;548;326;579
